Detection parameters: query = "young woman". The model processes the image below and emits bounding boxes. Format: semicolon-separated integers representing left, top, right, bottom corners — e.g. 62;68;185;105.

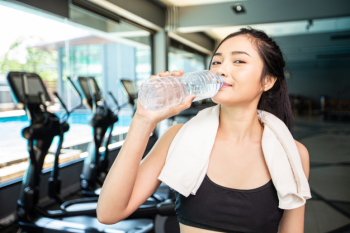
97;28;310;233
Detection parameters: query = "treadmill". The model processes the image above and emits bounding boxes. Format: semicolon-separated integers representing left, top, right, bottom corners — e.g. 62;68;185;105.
7;72;154;233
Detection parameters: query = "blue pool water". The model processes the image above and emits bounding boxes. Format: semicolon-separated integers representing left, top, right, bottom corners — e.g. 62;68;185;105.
0;113;133;163
0;113;132;126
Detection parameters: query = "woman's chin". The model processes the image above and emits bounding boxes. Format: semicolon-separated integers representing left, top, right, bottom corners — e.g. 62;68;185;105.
211;94;230;105
211;96;220;105
211;97;228;106
211;95;240;107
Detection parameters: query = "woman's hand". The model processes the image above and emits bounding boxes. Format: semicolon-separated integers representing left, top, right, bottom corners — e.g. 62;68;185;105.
135;69;195;125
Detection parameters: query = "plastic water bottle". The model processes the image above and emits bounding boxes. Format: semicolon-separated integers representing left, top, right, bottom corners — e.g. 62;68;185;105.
138;70;224;111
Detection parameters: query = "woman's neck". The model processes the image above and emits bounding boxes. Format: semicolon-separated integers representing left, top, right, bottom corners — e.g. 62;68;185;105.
218;104;263;145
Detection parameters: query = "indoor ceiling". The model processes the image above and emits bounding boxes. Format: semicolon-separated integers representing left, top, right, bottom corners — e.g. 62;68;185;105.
85;0;350;62
154;0;350;39
208;16;350;39
157;0;244;7
152;0;350;62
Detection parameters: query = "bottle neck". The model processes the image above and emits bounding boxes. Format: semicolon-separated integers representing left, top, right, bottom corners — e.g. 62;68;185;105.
217;75;224;88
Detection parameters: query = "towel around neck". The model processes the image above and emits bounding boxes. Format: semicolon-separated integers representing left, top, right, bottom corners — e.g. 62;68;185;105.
158;104;312;209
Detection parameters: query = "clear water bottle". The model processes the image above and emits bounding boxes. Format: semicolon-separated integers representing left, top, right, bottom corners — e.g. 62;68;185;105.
138;70;224;111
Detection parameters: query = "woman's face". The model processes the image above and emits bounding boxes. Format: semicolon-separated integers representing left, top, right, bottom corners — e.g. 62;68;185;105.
210;35;265;107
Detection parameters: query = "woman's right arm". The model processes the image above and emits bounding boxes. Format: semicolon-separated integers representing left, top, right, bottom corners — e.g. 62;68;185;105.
97;117;183;224
97;70;194;224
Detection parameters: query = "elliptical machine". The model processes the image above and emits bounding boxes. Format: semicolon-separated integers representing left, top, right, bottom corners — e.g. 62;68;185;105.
77;77;120;197
74;77;180;233
120;79;138;116
7;72;154;233
119;79;159;159
76;77;165;202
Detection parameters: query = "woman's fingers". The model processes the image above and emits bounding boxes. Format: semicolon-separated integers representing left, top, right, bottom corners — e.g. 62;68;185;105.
185;94;196;106
172;94;196;114
170;69;184;77
156;69;184;78
171;71;179;76
158;71;170;77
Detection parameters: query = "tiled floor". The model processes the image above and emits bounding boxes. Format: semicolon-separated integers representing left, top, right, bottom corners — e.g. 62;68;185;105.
295;116;350;233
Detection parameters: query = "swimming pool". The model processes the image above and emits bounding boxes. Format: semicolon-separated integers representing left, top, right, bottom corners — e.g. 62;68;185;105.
0;112;133;165
0;113;132;126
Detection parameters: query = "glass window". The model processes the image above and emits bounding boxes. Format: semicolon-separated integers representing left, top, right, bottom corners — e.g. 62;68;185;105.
168;39;206;73
0;3;152;184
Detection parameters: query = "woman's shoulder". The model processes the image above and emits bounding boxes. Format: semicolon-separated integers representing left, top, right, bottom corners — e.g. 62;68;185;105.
294;140;307;152
170;123;185;131
294;139;310;180
157;124;185;146
165;124;184;137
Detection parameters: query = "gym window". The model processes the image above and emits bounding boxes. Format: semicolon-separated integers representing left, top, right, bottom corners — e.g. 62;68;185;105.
0;3;152;185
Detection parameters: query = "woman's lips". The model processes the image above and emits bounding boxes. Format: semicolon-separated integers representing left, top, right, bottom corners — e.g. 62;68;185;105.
220;83;232;89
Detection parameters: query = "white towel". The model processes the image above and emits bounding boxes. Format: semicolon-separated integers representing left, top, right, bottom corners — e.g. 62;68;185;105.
158;104;312;210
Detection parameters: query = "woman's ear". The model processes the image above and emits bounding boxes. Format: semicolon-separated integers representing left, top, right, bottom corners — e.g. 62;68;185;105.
263;76;277;92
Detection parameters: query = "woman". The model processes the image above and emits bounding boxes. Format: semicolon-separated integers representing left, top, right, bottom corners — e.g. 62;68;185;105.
97;28;310;233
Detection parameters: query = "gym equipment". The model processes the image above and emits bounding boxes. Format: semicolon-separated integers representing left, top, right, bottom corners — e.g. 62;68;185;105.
7;72;155;233
120;79;138;116
119;79;160;160
77;77;163;203
77;77;120;197
75;77;180;233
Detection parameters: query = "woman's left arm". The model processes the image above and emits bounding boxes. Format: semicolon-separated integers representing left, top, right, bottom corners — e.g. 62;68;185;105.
278;140;310;233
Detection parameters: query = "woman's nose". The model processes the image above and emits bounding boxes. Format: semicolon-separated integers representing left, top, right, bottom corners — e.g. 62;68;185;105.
216;66;228;77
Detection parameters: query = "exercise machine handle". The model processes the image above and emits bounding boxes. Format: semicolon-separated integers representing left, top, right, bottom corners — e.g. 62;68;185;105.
109;91;129;111
87;77;97;115
20;73;32;121
67;76;83;113
39;92;49;125
53;92;69;123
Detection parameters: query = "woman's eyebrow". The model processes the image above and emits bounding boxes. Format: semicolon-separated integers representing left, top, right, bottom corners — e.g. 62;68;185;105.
231;51;250;57
213;51;250;57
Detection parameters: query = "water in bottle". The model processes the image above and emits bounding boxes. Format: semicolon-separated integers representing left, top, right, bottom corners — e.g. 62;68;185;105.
138;70;224;111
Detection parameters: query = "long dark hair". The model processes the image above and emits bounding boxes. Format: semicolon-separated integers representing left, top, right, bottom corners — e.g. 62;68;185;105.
210;27;294;134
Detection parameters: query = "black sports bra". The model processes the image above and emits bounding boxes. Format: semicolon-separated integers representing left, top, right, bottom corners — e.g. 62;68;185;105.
173;174;284;233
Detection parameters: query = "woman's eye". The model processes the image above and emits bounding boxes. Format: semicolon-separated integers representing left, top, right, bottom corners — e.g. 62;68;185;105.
234;60;245;64
212;61;221;65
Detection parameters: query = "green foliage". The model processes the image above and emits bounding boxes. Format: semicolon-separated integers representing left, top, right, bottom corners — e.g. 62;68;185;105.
0;39;58;81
